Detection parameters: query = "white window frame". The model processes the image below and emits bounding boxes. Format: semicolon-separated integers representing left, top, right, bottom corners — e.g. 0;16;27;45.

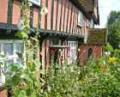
78;11;84;27
0;39;25;66
29;0;41;6
68;41;78;64
89;19;94;28
0;40;25;87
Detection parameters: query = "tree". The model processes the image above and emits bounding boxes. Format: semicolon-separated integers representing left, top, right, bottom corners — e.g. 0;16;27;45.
107;11;120;49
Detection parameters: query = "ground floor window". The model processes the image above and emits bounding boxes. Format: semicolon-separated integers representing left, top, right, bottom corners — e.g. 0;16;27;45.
68;41;78;64
0;40;24;86
88;48;93;58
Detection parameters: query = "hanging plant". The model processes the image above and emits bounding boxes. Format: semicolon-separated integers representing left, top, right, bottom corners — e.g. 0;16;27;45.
16;0;30;39
5;0;43;97
15;31;28;39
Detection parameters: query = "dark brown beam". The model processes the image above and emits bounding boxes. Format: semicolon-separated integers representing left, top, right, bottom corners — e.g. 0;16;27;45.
55;0;59;31
45;0;48;29
59;0;63;31
7;0;13;24
51;0;54;30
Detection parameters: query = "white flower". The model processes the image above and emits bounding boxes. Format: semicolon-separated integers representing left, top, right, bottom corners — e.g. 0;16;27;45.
17;19;24;31
6;54;18;60
40;7;48;16
0;73;5;86
47;85;51;92
11;72;16;77
20;74;26;79
23;65;27;70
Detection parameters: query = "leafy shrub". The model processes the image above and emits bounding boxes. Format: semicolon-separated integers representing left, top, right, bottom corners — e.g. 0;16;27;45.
5;63;41;97
42;56;120;97
41;64;82;97
5;51;120;97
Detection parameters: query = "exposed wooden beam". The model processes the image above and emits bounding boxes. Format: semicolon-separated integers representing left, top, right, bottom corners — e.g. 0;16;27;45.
66;0;70;33
51;0;54;30
55;0;59;31
45;0;48;29
0;23;18;30
7;0;13;24
59;0;63;31
63;0;67;33
30;6;34;28
69;3;73;33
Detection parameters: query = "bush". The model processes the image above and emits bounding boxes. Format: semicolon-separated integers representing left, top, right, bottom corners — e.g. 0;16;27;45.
42;56;120;97
5;51;120;97
5;63;41;97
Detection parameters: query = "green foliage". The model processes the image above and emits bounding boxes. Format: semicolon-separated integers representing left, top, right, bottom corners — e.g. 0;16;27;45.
15;31;28;39
107;11;120;49
104;43;113;52
4;0;42;97
41;64;81;97
79;57;120;97
5;49;120;97
5;63;41;97
41;56;120;97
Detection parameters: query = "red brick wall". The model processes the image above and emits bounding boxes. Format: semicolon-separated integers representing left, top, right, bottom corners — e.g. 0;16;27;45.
0;0;8;23
78;45;103;65
56;0;62;31
47;0;52;30
41;0;47;29
12;0;21;25
33;7;39;28
0;90;7;97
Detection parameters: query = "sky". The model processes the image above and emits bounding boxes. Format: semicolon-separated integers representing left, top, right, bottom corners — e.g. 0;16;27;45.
96;0;120;28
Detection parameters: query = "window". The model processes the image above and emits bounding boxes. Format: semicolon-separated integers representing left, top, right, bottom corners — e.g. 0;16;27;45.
89;19;94;28
88;48;93;58
50;39;59;46
0;40;24;86
29;0;41;6
68;41;78;64
0;40;24;65
78;11;84;26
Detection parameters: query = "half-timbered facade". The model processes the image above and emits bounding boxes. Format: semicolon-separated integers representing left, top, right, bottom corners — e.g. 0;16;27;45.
39;0;99;66
0;0;99;96
0;0;99;65
0;0;99;66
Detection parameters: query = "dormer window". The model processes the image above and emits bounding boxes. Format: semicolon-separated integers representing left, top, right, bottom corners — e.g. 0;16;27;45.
78;11;84;27
29;0;41;6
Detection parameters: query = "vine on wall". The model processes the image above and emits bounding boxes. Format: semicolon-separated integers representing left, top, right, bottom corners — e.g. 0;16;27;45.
5;0;43;96
16;0;40;66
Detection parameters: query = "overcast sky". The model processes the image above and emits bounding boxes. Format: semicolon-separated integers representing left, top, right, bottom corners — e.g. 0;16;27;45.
96;0;120;28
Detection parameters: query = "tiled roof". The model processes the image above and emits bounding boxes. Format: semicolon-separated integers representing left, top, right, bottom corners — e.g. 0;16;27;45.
70;0;99;24
87;28;107;45
78;0;94;13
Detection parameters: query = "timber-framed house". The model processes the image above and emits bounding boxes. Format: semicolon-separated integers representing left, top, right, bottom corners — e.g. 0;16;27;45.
0;0;102;96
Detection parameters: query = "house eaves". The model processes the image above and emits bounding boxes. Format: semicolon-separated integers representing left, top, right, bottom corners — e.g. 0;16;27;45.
70;0;99;24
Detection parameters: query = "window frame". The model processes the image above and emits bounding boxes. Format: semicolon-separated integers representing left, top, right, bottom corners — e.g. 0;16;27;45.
29;0;41;6
0;40;25;64
77;11;84;27
0;40;25;87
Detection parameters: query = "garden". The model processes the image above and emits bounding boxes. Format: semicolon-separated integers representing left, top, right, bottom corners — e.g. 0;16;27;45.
1;1;120;97
4;44;120;97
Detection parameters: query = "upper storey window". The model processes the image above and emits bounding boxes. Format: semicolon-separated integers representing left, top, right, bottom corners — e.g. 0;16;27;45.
29;0;41;6
78;11;84;27
90;19;94;28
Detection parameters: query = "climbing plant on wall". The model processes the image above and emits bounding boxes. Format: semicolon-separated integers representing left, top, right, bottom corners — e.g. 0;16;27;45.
5;0;42;97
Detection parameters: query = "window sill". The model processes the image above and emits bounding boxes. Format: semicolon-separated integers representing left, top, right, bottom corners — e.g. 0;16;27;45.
77;24;82;28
